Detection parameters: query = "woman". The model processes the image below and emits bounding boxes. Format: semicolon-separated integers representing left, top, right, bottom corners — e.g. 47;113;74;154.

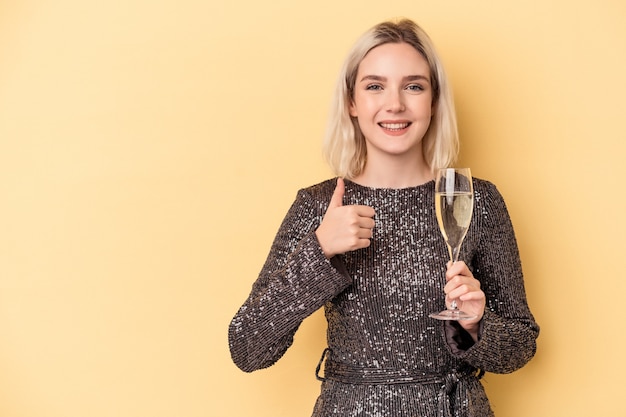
228;18;539;416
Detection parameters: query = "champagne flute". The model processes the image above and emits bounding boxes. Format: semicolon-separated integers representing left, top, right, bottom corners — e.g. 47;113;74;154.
429;168;477;321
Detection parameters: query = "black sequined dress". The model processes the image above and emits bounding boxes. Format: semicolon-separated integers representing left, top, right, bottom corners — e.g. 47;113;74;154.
229;178;539;417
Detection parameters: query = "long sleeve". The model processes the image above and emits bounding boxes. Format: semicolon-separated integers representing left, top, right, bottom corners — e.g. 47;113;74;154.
228;185;352;372
231;178;538;416
445;181;540;374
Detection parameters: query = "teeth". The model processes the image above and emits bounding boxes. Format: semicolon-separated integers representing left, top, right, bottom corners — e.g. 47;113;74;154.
380;122;409;130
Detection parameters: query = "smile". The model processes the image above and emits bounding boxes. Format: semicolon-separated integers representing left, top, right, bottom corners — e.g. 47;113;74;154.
379;122;411;131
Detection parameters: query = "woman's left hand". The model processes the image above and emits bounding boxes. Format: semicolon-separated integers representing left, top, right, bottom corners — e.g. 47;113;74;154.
444;261;485;341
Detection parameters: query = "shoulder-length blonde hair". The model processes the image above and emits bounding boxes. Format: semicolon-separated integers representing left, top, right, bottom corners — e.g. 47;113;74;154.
323;19;459;179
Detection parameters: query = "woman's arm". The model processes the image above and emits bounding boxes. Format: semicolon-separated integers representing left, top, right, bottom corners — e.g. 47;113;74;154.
228;187;352;372
445;181;540;374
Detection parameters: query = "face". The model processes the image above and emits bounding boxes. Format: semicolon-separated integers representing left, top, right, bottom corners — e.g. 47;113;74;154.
349;42;433;161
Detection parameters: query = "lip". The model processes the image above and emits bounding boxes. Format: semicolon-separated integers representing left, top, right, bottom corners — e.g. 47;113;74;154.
378;121;412;135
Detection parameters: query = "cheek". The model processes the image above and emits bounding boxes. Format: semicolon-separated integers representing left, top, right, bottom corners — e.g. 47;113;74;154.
350;95;377;118
419;99;434;120
349;93;365;117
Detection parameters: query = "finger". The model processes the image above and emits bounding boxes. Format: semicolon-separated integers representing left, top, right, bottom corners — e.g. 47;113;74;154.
357;216;376;229
357;237;372;249
356;227;374;239
328;177;345;209
448;283;483;301
459;290;485;302
445;261;471;281
354;205;376;219
446;260;466;273
444;274;479;291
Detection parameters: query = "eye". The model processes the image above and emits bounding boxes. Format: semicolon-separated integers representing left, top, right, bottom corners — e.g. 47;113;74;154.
365;84;383;91
406;83;425;92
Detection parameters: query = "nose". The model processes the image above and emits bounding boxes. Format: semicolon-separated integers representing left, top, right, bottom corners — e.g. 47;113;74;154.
386;90;405;113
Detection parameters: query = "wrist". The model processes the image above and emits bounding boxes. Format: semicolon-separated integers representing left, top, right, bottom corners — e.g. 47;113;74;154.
314;229;334;259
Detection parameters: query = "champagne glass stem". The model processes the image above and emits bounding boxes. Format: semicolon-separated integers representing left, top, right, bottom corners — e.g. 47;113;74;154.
448;244;461;311
450;245;461;263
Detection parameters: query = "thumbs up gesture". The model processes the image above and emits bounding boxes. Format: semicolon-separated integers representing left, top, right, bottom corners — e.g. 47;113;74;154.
315;178;376;259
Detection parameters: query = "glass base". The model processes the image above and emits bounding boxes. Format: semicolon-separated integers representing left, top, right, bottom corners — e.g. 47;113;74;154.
429;309;477;321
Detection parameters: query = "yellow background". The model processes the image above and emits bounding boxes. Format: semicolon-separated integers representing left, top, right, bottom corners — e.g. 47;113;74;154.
1;0;625;416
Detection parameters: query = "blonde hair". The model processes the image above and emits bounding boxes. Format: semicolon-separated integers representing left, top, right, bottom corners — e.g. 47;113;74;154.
323;19;459;179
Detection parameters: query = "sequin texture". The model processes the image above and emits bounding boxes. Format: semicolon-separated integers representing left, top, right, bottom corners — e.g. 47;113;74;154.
229;178;539;417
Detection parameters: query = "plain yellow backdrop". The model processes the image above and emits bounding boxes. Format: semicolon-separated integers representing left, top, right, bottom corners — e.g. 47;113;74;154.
1;0;625;416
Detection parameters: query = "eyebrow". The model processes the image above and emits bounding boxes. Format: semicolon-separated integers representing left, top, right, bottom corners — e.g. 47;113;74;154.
359;74;430;83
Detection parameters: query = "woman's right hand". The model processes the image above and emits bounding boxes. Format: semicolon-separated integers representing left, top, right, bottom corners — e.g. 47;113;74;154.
315;178;376;259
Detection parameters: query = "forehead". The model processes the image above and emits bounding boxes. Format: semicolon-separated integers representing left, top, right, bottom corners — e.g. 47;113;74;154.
358;42;430;77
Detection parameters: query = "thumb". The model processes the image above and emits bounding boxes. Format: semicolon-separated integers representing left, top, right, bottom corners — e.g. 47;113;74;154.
328;177;345;208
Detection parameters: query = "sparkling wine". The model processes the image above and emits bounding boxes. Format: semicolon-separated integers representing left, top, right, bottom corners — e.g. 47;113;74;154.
435;191;473;258
430;168;476;321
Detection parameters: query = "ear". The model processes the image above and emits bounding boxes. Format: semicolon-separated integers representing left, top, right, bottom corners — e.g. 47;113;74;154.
349;100;358;117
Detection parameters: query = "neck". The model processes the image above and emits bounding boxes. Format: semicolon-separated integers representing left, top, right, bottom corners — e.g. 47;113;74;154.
351;156;434;189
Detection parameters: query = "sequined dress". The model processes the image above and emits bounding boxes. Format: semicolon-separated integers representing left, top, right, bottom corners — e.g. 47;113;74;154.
229;178;539;417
